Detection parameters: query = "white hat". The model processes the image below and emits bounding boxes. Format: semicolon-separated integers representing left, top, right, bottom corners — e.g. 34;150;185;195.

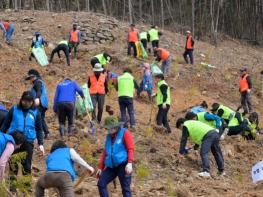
93;63;104;72
186;30;191;34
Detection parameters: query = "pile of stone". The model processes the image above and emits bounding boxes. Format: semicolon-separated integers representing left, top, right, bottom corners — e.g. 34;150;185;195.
21;16;36;23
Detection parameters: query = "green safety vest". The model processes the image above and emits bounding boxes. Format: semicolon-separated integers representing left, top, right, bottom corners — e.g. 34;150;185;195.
95;54;107;65
197;112;218;128
228;114;243;127
140;32;147;40
156;80;171;105
216;105;235;120
59;40;69;46
244;119;257;138
118;72;134;98
148;28;159;42
184;120;214;145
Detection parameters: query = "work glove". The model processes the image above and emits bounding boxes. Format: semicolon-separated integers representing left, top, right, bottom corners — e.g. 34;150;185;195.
215;129;219;133
39;145;45;156
96;169;102;179
162;103;167;109
125;163;133;175
247;89;251;94
151;93;157;98
34;98;40;107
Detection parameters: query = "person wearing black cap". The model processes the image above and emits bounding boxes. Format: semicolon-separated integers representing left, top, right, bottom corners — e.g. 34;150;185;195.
238;66;252;115
25;69;49;139
1;91;44;175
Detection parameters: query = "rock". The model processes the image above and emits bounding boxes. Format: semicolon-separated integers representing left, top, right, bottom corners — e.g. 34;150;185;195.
57;24;62;28
202;91;207;95
22;26;29;31
26;36;32;40
99;39;106;44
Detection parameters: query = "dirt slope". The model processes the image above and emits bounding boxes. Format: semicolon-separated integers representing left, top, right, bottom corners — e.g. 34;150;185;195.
1;10;263;197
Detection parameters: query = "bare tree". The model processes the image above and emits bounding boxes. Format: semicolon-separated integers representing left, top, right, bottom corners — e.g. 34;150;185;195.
161;0;164;29
191;0;195;37
46;0;50;11
151;0;154;25
102;0;107;15
86;0;90;11
128;0;132;24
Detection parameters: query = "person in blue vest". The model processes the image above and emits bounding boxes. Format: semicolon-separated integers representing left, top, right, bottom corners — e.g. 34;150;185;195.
29;32;47;61
97;116;134;197
0;104;8;128
0;19;15;45
25;69;49;139
0;131;26;181
137;63;153;101
1;91;45;175
35;140;94;197
53;79;85;137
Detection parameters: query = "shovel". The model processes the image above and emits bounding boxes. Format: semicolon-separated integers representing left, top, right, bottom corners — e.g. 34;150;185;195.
74;170;91;189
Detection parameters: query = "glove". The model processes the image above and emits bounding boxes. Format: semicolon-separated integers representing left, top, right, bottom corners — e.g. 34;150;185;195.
125;163;133;175
215;129;219;133
151;93;157;98
96;169;102;179
39;145;45;156
247;89;251;93
194;150;199;156
34;98;40;106
162;103;167;109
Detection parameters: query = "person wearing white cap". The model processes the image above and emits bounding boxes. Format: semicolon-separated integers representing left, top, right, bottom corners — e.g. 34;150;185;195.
183;30;195;65
88;63;108;124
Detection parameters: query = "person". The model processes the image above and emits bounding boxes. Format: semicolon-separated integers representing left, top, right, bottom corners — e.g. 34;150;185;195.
127;24;139;58
238;66;253;115
49;39;70;66
137;63;153;101
139;28;148;50
116;68;139;129
0;104;8;128
53;78;84;137
68;24;81;59
147;25;162;55
0;131;26;181
29;32;47;61
97;116;134;197
35;140;95;197
154;47;171;76
211;103;235;124
88;63;108;124
176;118;224;177
0;19;14;44
183;31;194;64
25;69;49;139
155;74;171;133
190;101;208;114
1;91;45;175
91;52;112;68
243;112;260;140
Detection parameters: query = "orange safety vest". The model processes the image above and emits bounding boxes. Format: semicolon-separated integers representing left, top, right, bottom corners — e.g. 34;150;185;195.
239;74;249;92
3;22;10;30
186;36;193;49
128;30;139;42
70;30;79;42
158;48;170;61
89;74;106;95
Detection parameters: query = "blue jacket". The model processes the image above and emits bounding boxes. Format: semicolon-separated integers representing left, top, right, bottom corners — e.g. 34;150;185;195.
33;35;44;48
0;105;7;111
190;106;206;114
31;79;49;109
142;72;153;91
1;105;43;145
0;132;15;157
105;128;128;168
53;79;84;112
203;112;222;129
46;148;76;181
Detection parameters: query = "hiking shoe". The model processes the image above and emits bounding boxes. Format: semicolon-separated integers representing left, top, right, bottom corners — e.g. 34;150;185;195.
44;133;49;139
198;171;211;177
220;128;229;140
217;171;226;177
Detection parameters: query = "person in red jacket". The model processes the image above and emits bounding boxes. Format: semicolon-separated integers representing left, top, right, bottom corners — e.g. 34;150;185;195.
183;31;195;65
127;24;139;58
97;116;134;197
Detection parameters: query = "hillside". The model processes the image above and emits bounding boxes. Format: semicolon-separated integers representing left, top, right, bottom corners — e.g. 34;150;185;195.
1;10;263;197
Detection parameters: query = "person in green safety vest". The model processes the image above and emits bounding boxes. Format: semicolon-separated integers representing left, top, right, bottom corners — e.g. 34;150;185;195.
115;68;139;129
49;39;70;66
90;52;112;68
243;112;260;140
139;27;148;51
176;118;225;177
147;25;162;55
155;74;171;133
211;103;235;124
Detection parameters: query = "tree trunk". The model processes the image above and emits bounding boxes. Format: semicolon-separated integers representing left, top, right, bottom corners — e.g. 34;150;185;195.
128;0;132;24
151;0;154;25
14;0;18;10
123;0;126;21
191;0;195;37
102;0;107;15
46;0;49;11
86;0;90;11
139;0;142;20
161;0;164;29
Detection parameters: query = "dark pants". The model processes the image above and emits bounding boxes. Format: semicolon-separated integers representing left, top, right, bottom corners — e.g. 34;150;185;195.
57;102;75;136
141;39;147;50
119;97;135;127
241;92;252;114
97;163;132;197
69;42;79;58
36;172;73;197
127;42;137;57
152;40;159;56
156;104;171;133
11;141;34;175
200;131;224;173
50;44;70;66
0;110;8;128
39;106;49;136
183;49;194;64
91;94;105;123
91;57;100;68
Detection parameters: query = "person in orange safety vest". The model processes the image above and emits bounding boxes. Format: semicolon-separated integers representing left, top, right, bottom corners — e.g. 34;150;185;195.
183;31;195;65
88;63;108;124
127;24;139;58
68;24;81;59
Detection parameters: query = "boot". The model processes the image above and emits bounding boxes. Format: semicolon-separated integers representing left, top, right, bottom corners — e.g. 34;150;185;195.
59;125;65;137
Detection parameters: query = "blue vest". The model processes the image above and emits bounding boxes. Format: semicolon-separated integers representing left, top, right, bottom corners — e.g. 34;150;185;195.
142;72;153;91
0;105;7;111
0;133;15;156
190;106;206;114
105;128;128;168
33;36;43;48
46;148;76;181
31;79;49;108
9;106;38;143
